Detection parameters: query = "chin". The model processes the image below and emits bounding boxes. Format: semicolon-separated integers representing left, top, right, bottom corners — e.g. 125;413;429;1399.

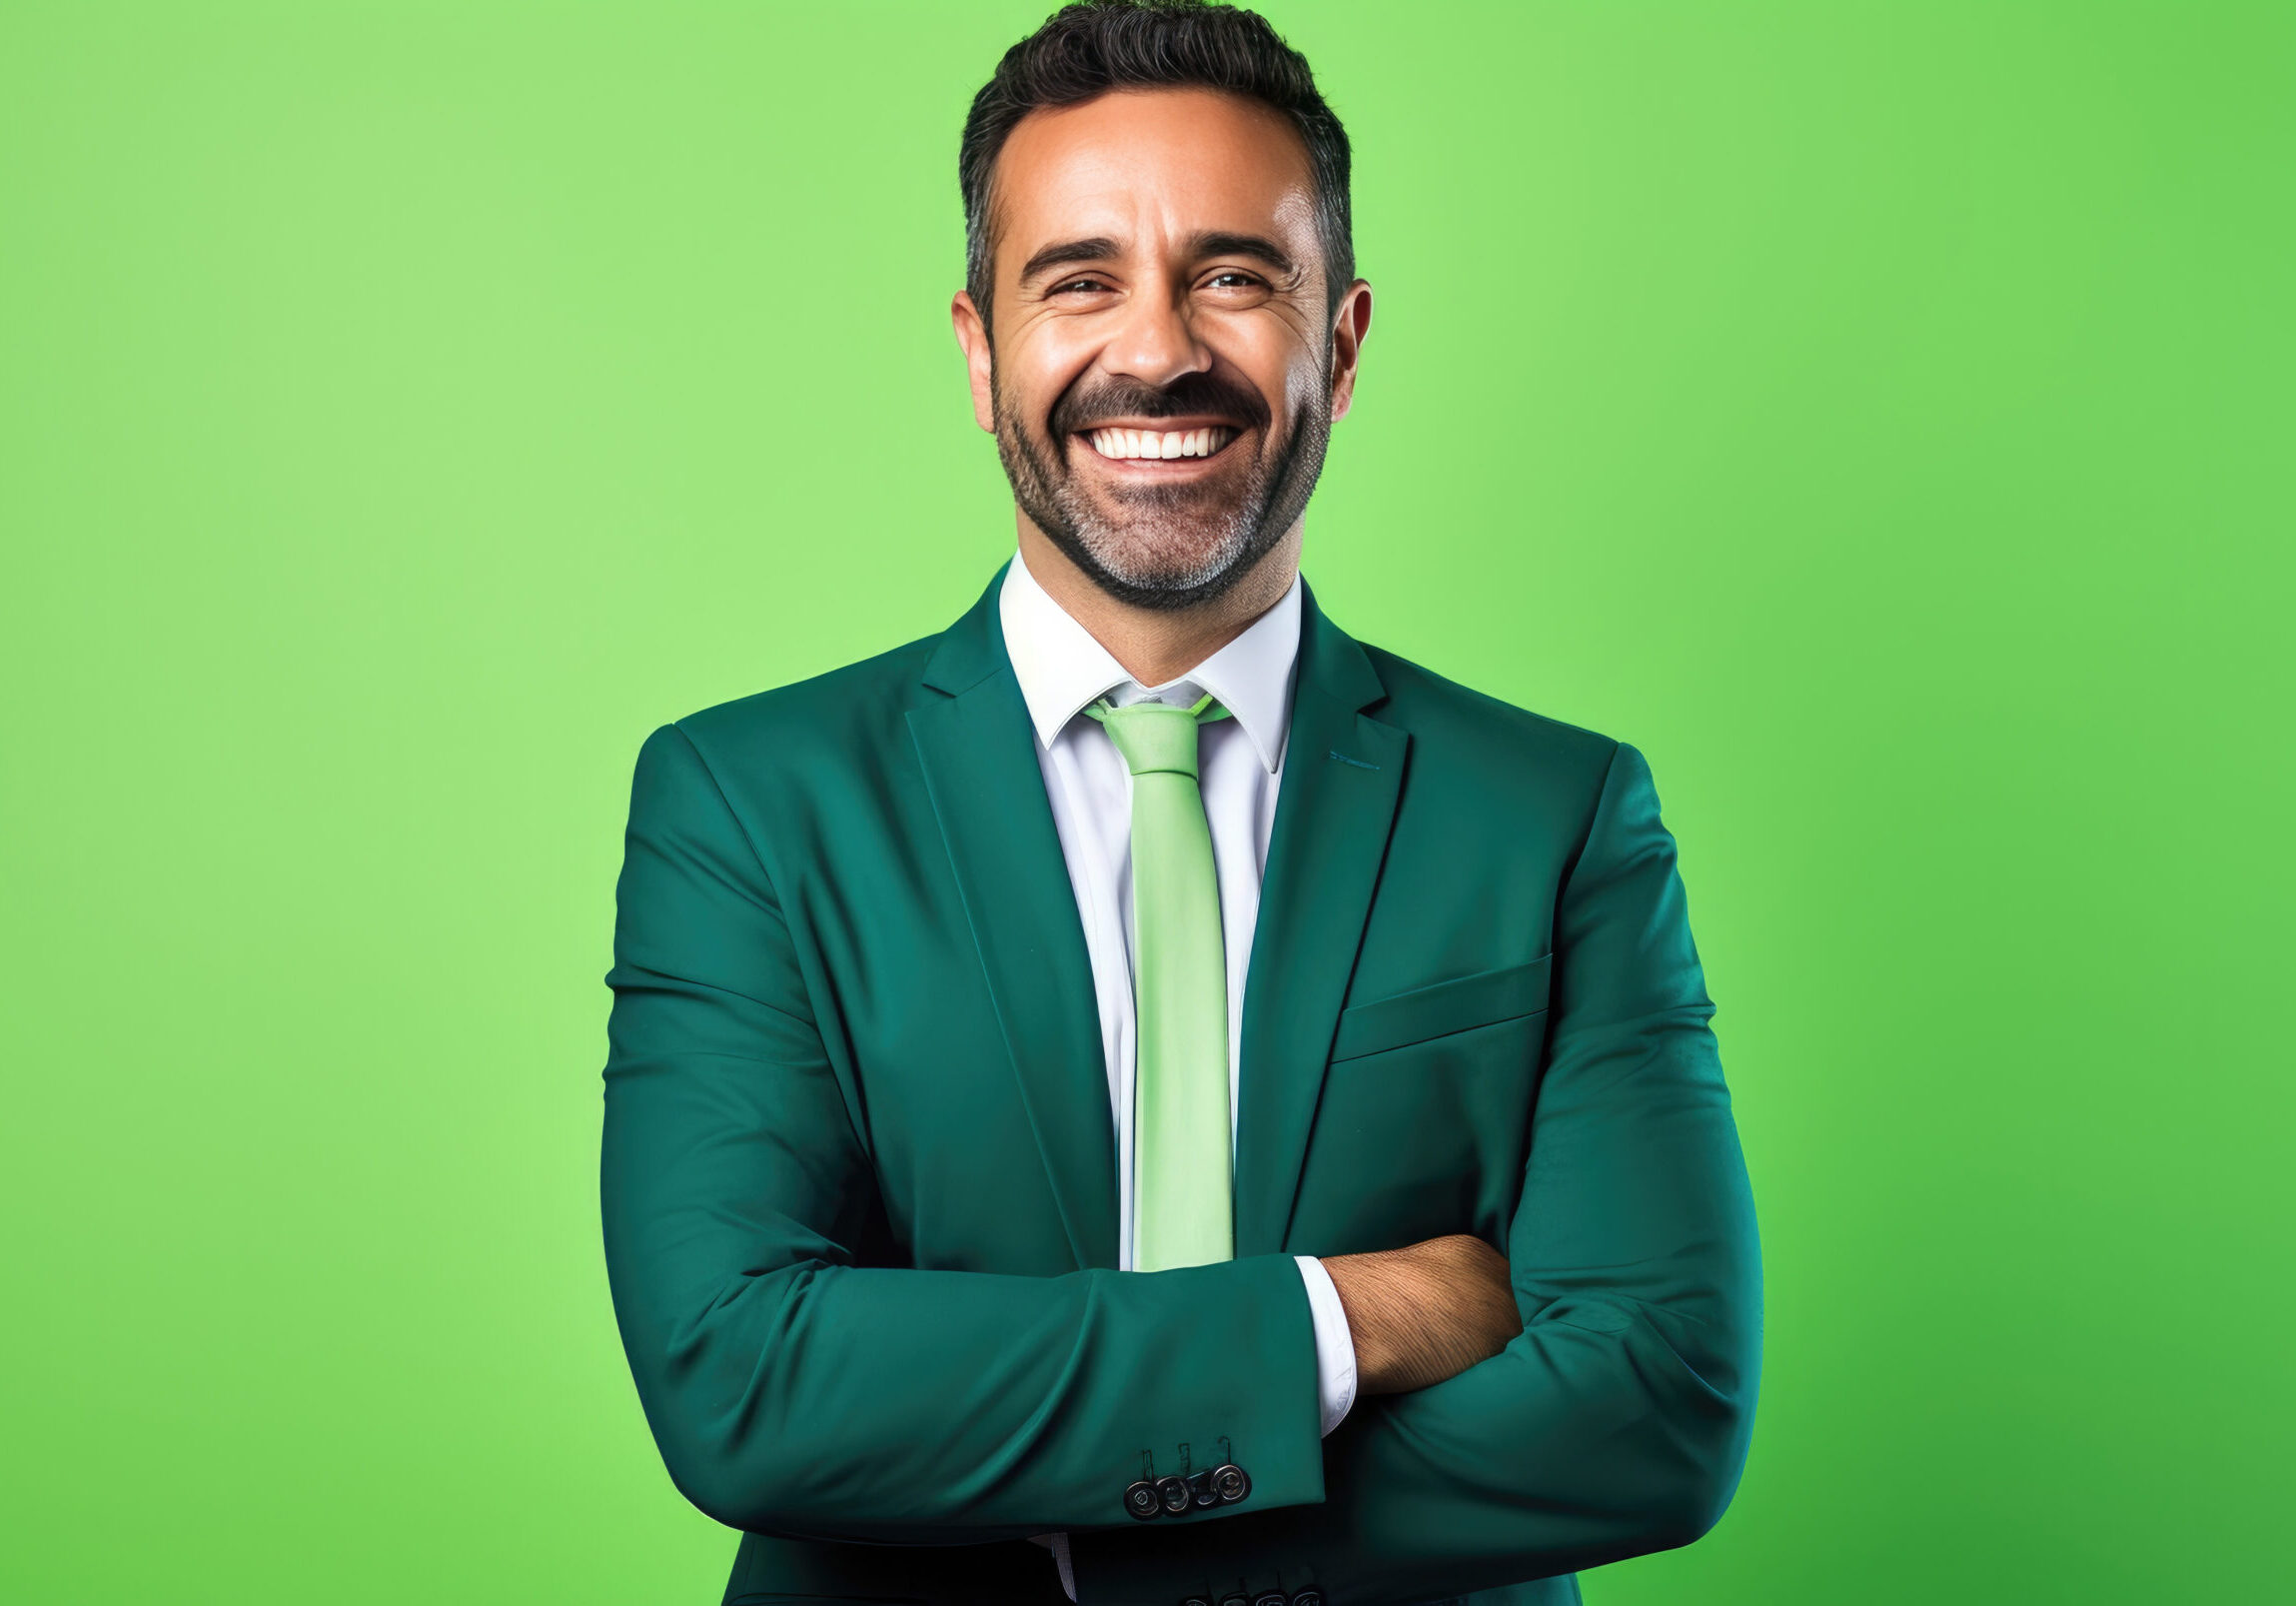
1080;518;1252;591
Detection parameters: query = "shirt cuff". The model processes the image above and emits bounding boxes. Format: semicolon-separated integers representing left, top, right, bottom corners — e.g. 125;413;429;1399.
1026;1532;1076;1601
1294;1253;1358;1436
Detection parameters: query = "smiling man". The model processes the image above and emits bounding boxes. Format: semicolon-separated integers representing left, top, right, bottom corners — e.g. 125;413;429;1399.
958;78;1350;637
600;5;1760;1605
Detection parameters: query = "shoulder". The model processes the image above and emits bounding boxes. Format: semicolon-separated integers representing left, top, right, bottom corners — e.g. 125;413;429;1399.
622;628;946;814
1359;641;1623;790
666;629;940;762
1351;638;1684;871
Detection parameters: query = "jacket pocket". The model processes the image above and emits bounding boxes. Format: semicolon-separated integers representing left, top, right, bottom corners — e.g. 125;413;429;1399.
1330;954;1552;1062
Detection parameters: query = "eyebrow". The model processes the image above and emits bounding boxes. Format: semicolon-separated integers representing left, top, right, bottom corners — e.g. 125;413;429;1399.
1018;237;1123;284
1188;231;1296;276
1016;230;1300;286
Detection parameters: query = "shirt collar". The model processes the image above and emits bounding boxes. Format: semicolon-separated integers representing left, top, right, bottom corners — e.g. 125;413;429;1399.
997;545;1301;774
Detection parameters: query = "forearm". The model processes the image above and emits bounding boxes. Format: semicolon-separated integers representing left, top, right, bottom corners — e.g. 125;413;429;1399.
1066;1283;1755;1602
603;1237;1328;1542
1068;1181;1758;1606
600;998;1331;1546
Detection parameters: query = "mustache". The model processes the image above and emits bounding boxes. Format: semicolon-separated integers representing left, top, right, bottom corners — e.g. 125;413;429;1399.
1047;369;1274;439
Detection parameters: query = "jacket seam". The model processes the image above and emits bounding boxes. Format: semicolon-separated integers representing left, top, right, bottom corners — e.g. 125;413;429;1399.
666;720;792;921
1552;738;1628;912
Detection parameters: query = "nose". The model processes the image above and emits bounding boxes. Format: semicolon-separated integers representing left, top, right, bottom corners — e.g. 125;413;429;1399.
1101;279;1210;389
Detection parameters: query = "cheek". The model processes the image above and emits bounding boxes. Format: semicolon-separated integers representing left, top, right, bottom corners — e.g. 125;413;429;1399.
1217;315;1323;414
1002;322;1101;420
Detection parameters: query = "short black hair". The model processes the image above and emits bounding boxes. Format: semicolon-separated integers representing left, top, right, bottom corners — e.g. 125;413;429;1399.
959;0;1353;325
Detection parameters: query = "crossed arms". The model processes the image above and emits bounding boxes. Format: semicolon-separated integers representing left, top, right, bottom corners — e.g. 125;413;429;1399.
600;725;1759;1603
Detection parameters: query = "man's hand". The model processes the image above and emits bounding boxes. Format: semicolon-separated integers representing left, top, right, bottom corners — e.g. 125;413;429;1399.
1319;1234;1524;1396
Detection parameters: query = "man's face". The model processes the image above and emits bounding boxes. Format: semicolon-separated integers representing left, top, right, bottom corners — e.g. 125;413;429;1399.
955;88;1368;610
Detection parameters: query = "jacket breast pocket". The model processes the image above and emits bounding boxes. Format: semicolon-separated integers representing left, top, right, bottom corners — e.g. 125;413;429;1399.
1301;954;1555;1247
1330;954;1552;1063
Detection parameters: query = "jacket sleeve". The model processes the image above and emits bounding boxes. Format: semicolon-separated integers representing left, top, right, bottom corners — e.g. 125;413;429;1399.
1067;741;1762;1603
599;723;1328;1544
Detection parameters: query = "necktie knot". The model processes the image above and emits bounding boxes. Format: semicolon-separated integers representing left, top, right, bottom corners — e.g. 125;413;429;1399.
1084;693;1230;780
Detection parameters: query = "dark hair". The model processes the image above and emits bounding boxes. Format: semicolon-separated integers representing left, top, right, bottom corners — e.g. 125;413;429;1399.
959;0;1353;325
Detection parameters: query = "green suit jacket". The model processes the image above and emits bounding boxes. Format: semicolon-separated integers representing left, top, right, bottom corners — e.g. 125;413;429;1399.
601;567;1760;1606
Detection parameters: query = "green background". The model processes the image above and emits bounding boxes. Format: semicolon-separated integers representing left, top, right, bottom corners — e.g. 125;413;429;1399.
4;2;2288;1600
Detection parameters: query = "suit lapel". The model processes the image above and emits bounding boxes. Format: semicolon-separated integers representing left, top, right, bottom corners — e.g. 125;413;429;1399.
903;569;1401;1268
1235;585;1408;1257
907;572;1119;1272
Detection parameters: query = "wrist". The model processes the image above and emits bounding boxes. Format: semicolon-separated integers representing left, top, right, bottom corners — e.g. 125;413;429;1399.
1321;1249;1409;1394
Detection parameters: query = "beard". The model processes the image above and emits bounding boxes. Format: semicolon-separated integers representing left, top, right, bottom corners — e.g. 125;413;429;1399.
991;352;1334;612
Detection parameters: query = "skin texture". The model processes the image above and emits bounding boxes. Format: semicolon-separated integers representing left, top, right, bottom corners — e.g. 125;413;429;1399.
1322;1234;1525;1395
950;87;1520;1391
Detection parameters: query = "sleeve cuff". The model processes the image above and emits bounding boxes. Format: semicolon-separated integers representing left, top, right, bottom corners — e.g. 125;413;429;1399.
1294;1254;1358;1436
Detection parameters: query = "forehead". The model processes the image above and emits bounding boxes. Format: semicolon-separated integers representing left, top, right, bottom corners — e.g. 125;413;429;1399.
991;88;1317;258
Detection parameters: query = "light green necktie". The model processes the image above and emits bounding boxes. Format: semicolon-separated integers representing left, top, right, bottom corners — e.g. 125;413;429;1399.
1085;692;1234;1273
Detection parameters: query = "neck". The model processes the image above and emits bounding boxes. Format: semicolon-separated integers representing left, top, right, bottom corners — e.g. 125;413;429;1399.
1015;518;1303;687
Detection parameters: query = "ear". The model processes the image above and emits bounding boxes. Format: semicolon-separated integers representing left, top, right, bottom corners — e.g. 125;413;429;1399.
951;291;996;433
1327;280;1374;422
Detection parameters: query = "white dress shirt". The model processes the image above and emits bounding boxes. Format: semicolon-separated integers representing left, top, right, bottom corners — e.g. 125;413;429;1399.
1000;549;1356;1596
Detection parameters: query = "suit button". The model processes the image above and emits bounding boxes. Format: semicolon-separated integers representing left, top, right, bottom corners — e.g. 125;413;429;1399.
1179;1598;1214;1606
1155;1474;1193;1515
1217;1595;1250;1606
1123;1480;1161;1520
1209;1462;1251;1503
1289;1591;1326;1606
1187;1468;1220;1509
1251;1592;1288;1606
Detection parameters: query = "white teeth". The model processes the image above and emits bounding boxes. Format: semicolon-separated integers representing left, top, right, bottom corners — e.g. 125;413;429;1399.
1086;425;1238;460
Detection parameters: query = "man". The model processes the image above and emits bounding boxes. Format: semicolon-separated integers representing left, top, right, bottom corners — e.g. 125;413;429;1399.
600;4;1760;1603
